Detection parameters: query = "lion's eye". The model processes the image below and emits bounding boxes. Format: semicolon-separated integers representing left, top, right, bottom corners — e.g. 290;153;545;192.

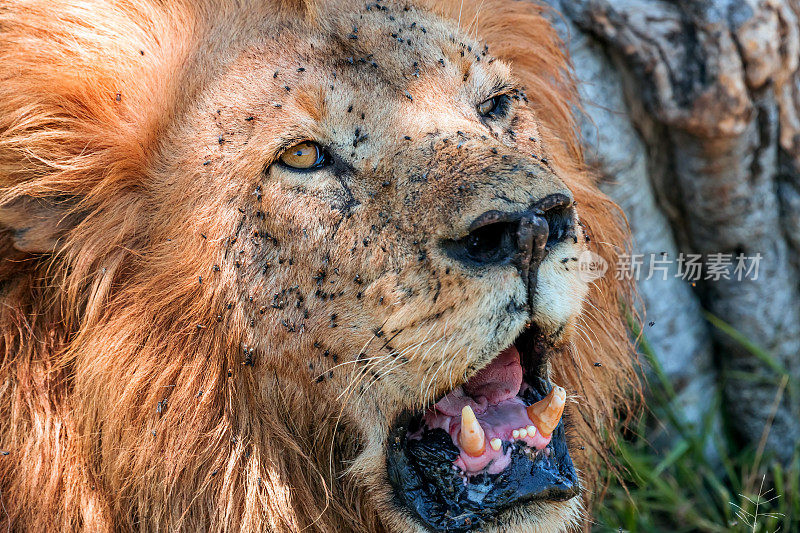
477;94;510;118
279;141;328;170
477;96;500;116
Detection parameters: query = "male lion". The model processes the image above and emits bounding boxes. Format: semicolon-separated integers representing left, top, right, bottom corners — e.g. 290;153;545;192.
0;0;636;531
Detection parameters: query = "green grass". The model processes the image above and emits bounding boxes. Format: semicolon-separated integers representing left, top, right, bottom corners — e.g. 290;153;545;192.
592;315;800;533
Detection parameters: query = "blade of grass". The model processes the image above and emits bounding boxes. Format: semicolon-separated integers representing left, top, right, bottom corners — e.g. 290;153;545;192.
596;312;799;533
652;439;690;477
703;312;796;386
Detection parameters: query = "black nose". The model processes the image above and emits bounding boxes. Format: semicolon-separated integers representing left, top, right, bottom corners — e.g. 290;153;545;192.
444;194;575;275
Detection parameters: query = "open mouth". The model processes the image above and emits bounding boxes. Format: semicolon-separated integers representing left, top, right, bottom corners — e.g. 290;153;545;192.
386;326;579;532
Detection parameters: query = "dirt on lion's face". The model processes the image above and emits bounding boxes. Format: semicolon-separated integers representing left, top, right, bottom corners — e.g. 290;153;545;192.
193;5;590;531
0;1;635;532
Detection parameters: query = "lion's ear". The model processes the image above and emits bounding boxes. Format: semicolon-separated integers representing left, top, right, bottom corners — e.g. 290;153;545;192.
0;196;83;254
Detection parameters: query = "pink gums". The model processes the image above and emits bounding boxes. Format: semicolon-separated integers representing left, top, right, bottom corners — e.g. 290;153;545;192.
422;346;552;475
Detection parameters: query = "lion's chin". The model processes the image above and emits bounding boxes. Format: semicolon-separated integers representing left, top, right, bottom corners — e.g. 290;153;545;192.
384;325;579;532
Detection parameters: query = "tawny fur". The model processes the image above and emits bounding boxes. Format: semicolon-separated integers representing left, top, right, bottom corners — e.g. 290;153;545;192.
0;1;638;531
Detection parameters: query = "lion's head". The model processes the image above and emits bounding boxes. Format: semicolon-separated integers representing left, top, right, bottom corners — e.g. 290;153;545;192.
0;1;636;532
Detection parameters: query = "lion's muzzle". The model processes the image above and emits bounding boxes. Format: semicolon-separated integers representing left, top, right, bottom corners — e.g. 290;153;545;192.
442;193;576;305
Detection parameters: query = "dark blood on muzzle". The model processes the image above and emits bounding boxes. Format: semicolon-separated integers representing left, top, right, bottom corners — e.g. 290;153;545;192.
386;327;579;532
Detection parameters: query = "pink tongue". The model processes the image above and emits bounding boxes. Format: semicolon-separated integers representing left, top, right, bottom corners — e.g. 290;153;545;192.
422;346;551;475
433;346;523;416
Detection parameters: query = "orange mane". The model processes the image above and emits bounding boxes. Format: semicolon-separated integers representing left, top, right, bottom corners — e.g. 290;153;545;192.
0;1;638;530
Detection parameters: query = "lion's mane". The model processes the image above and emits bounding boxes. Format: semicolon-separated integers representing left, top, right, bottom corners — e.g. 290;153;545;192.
0;1;637;530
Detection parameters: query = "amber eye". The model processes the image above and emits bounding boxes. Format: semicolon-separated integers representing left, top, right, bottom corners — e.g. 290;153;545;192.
477;96;499;116
478;94;511;118
279;141;327;170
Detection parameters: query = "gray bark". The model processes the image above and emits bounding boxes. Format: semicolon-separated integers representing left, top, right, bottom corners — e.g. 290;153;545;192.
544;0;800;462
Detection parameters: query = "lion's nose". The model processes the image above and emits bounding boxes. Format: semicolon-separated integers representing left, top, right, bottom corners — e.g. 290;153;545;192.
444;193;575;273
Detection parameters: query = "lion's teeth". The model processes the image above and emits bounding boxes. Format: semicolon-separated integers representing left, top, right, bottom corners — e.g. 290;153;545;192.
510;425;535;440
526;385;566;437
490;438;502;451
459;405;485;457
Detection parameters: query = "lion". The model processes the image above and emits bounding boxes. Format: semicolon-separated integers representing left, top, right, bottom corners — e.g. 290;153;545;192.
0;0;637;531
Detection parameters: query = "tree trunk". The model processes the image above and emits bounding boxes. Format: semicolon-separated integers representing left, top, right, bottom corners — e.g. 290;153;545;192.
543;0;800;463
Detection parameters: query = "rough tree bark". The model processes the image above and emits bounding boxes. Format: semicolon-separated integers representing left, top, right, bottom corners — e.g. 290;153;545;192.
542;0;800;462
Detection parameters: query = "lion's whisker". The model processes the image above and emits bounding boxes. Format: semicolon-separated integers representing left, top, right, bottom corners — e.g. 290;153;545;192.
338;334;434;402
320;354;390;379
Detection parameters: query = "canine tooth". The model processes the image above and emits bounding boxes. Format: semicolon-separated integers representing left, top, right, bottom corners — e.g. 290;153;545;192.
526;386;566;437
490;438;502;451
526;425;537;436
518;428;528;438
512;429;520;439
459;405;485;457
